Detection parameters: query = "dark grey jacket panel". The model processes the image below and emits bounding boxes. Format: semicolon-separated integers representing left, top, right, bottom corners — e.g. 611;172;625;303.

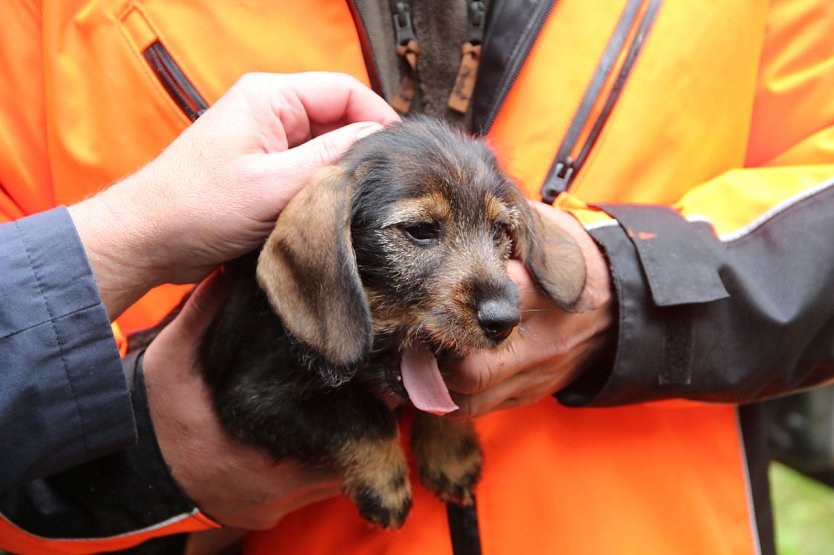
0;207;134;493
559;179;834;406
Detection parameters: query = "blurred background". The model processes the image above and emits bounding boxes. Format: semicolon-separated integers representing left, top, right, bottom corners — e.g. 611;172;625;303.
771;463;834;555
767;386;834;555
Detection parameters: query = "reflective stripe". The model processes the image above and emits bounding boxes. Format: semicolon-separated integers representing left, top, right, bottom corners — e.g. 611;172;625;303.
719;176;834;243
0;510;218;554
681;176;834;243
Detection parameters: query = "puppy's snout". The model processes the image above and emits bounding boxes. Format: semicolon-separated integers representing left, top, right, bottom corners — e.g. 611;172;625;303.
477;298;520;341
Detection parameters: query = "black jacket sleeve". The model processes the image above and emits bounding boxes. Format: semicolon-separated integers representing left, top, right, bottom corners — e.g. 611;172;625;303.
558;179;834;406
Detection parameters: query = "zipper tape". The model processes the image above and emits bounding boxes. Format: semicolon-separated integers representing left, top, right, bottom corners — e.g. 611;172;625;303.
143;42;209;122
571;0;662;176
540;0;663;203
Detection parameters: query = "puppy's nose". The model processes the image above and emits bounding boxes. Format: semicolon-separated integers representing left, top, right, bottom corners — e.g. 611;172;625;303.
477;299;520;341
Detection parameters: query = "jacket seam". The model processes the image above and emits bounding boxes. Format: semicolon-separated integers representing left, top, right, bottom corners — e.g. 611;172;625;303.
0;303;103;342
16;221;92;458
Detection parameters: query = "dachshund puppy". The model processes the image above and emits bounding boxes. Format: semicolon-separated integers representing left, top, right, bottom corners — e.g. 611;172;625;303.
198;117;586;529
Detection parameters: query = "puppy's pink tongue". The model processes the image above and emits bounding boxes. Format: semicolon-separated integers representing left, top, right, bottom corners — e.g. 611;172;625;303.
401;345;459;415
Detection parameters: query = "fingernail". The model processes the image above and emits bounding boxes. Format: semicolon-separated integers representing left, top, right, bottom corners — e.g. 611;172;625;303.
354;122;384;140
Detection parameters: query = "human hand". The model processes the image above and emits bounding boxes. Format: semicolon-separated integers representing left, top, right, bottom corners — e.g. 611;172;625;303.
70;72;398;319
445;203;614;418
143;274;342;529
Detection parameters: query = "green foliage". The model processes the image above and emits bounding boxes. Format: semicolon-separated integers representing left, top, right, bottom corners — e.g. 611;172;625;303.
771;463;834;555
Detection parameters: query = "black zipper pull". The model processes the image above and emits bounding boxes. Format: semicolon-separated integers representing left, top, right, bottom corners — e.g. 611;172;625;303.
392;1;416;45
541;157;575;205
466;0;487;45
390;1;420;115
448;1;489;115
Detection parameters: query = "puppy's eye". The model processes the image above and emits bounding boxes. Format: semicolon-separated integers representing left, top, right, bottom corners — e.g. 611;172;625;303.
492;222;510;244
401;222;441;246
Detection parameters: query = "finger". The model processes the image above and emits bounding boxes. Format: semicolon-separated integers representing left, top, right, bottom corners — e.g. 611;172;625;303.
258;121;383;210
445;342;525;395
264;72;397;147
445;314;572;395
284;72;399;134
451;363;565;418
451;367;534;418
277;121;383;172
507;259;570;315
171;270;225;337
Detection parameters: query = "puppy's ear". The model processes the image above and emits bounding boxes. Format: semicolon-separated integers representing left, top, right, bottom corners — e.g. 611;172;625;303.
510;197;586;311
257;166;371;368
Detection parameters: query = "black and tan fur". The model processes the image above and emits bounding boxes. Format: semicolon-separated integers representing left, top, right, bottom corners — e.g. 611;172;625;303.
198;117;586;528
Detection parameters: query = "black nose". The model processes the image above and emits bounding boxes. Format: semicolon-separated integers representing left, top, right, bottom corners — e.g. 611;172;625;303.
477;299;520;341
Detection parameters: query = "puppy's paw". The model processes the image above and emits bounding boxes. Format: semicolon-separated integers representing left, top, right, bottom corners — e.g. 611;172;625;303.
352;479;412;530
417;439;482;506
338;436;413;529
412;414;483;506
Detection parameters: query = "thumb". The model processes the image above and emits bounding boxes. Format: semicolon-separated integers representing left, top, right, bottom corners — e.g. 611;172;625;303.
173;270;225;337
270;121;384;184
142;270;225;379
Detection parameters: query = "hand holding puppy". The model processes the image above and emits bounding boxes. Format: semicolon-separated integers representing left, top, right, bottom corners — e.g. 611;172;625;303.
447;203;614;418
69;72;398;319
71;72;396;530
143;276;343;531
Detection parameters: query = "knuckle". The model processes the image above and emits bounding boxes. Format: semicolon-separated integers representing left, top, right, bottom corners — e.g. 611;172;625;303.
329;72;362;89
454;396;479;419
315;137;340;167
476;366;492;393
452;359;497;395
233;72;258;91
234;72;269;90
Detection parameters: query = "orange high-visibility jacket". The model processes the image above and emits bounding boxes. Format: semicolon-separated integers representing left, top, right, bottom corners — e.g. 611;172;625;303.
2;1;834;554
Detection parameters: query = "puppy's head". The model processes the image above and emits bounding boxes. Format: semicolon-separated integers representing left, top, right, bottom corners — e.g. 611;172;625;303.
257;118;585;411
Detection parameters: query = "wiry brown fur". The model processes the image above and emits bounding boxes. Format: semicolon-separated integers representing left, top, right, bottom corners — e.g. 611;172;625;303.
196;117;586;528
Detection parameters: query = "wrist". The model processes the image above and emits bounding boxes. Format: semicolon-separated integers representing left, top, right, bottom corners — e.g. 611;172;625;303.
69;176;166;319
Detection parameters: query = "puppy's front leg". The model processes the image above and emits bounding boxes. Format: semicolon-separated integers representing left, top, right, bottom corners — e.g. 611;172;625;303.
335;427;412;529
411;413;483;506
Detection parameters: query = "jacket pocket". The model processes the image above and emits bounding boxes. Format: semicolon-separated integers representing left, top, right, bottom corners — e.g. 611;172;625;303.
119;5;208;122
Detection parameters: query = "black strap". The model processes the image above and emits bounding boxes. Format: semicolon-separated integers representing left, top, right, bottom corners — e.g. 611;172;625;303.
447;500;483;555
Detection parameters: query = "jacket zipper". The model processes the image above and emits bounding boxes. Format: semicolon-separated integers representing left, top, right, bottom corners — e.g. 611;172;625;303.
143;41;209;122
540;0;662;203
479;0;559;135
347;0;384;96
